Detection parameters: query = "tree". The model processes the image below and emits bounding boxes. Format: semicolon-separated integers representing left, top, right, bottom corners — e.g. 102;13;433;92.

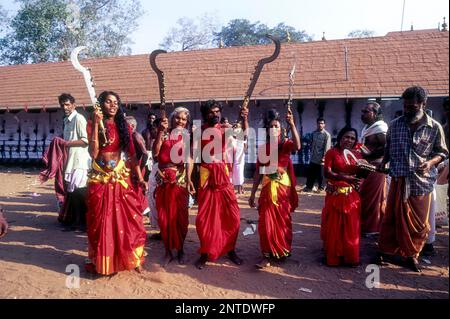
347;29;376;38
0;0;144;65
214;19;267;47
0;5;9;34
160;14;219;51
214;19;312;47
269;23;312;43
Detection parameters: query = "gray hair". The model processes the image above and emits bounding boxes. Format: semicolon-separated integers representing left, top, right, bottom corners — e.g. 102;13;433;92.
367;101;383;121
125;116;137;129
170;106;190;128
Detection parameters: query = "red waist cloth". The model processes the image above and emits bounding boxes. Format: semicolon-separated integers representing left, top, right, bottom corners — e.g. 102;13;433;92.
155;168;189;251
86;174;146;275
258;182;293;258
196;163;240;260
257;140;298;211
39;136;67;205
321;147;362;266
321;190;361;266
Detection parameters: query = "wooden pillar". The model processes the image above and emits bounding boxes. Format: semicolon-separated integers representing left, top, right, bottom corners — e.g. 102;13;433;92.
318;100;326;118
345;100;353;127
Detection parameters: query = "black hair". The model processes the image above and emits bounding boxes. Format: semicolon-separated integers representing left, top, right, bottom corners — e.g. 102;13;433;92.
58;93;75;104
97;91;130;152
264;109;285;145
147;111;157;129
317;117;325;123
401;86;428;104
335;126;358;148
367;101;383;121
200;100;222;121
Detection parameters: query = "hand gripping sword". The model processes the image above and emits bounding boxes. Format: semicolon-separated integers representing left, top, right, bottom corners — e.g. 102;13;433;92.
343;149;389;174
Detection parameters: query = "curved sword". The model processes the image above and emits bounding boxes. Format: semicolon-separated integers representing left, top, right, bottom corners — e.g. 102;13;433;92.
149;49;167;119
241;34;281;109
70;46;97;106
70;46;110;146
343;149;388;174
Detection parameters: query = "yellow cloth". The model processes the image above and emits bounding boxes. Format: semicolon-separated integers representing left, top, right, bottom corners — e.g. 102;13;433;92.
262;172;291;206
200;166;209;188
88;159;130;189
199;164;229;188
336;186;352;195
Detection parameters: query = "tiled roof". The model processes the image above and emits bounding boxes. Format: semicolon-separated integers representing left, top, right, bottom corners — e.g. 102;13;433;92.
0;29;448;110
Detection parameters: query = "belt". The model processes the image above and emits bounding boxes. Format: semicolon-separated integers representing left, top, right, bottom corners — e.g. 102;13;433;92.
325;184;353;196
88;159;130;189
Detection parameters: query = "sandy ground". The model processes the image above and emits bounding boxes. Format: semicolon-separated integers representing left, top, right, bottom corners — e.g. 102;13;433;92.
0;166;448;299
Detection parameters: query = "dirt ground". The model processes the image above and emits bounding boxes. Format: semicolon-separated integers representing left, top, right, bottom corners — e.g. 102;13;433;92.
0;165;448;299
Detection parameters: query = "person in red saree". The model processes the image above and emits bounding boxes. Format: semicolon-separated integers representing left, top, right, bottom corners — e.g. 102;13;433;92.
153;107;194;267
321;127;365;267
85;91;148;275
249;109;300;268
195;100;248;269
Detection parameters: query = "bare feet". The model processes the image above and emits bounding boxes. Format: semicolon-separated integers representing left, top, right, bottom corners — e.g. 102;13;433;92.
228;250;243;265
406;257;421;273
135;265;143;273
255;257;271;269
195;254;208;269
177;250;186;265
161;251;173;267
84;262;96;274
372;252;386;266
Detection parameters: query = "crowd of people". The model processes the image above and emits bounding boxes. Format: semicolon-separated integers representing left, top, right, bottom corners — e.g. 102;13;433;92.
0;85;448;276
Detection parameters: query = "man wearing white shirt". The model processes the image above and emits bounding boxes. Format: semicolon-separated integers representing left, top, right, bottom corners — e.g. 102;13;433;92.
58;93;91;231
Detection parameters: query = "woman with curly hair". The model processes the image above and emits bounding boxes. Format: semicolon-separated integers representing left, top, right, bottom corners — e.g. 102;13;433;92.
85;91;148;275
249;109;300;268
153;107;194;267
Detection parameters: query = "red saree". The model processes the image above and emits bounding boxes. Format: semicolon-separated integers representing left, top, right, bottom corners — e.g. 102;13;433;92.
155;135;189;251
196;124;240;260
257;140;298;258
321;147;361;266
86;121;146;275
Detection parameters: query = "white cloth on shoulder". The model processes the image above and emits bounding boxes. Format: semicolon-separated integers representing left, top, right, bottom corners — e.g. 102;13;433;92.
361;120;388;144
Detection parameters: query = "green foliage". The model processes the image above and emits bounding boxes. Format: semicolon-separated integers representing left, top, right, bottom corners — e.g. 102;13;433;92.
0;0;144;65
347;29;375;38
214;19;312;47
0;5;9;34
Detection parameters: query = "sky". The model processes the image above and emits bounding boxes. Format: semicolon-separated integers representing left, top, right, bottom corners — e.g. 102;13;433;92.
1;0;449;54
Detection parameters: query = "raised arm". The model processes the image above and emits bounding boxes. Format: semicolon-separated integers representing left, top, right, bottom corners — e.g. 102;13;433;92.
152;118;169;159
88;110;102;159
286;110;301;150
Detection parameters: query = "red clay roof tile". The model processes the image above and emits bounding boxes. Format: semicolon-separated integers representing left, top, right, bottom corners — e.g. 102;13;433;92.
0;29;448;110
